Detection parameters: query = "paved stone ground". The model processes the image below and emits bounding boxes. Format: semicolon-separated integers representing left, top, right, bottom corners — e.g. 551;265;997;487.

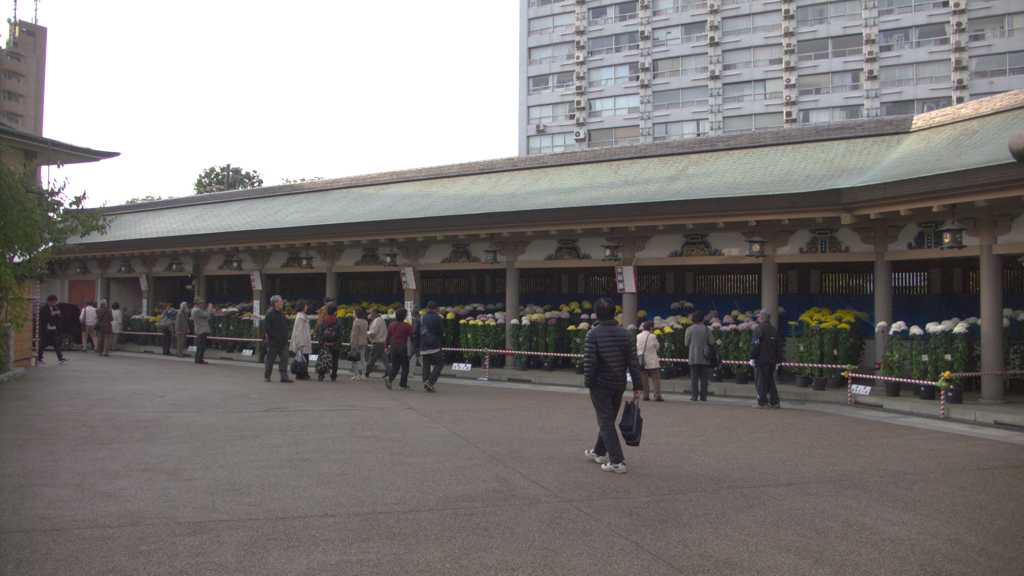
2;353;1024;575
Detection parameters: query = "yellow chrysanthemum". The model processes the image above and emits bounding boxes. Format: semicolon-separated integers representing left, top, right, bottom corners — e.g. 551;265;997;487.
567;326;577;331
654;329;663;335
663;327;674;333
838;323;851;330
582;301;592;309
459;319;468;324
446;312;456;319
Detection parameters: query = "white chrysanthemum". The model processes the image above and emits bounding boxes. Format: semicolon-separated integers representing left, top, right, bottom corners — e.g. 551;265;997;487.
940;320;955;330
925;324;941;334
1016;311;1024;322
909;325;924;336
938;324;951;332
510;318;520;325
654;316;663;322
925;322;940;330
953;323;969;334
876;321;889;333
1004;317;1011;328
521;318;530;326
1003;308;1014;317
683;301;694;309
778;306;786;313
891;321;908;332
965;317;979;324
670;302;681;310
950;317;961;324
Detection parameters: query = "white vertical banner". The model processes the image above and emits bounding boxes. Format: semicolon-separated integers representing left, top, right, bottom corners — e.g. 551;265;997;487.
252;300;261;327
250;271;262;291
138;274;148;291
142;299;148;316
400;267;417;290
616;265;637;294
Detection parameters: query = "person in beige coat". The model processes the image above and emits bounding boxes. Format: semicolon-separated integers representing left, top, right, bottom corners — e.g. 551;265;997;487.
289;300;312;380
174;302;189;357
349;306;369;380
636;321;662;402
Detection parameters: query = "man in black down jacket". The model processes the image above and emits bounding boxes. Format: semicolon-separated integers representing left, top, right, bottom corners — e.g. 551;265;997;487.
750;310;782;409
263;295;293;383
418;301;446;392
583;297;643;474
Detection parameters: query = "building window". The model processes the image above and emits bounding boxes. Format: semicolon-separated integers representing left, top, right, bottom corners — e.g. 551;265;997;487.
653;0;708;16
2;91;21;103
723;45;782;71
589;125;641;148
879;60;950;88
529;102;576;126
2;71;22;84
883;98;952;116
723;12;781;38
971;51;1024;79
653;53;708;79
5;53;22;63
587;63;640;87
589;32;640;56
589;95;641;118
722;79;783;103
878;0;951;17
528;132;575;154
879;24;949;53
881;100;915;116
529;71;575;95
968;13;1024;42
653;22;707;47
797;70;862;95
529;13;575;36
589;2;639;25
653;86;709;110
799;105;864;124
528;0;560;7
1;112;21;125
723;113;783;134
529;42;574;66
654;119;708;141
798;35;862;62
916;97;951;113
796;1;861;27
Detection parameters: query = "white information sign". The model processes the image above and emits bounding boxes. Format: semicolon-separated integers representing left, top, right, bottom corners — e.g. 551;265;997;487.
139;274;148;291
615;265;637;294
400;267;417;290
250;271;262;291
452;363;472;371
309;355;318;362
252;300;261;327
405;301;414;312
921;354;929;361
142;299;148;316
188;346;197;352
242;349;254;356
850;385;872;396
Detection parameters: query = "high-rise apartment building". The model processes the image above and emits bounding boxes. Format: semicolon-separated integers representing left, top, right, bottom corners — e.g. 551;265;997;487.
0;19;46;136
518;0;1023;155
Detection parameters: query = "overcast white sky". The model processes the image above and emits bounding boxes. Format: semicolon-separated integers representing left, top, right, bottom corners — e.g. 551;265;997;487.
33;0;520;207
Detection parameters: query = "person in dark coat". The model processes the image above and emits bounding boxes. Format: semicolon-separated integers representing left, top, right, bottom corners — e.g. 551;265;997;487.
583;297;643;474
94;300;114;357
263;295;293;383
750;310;782;409
37;295;67;364
418;301;445;392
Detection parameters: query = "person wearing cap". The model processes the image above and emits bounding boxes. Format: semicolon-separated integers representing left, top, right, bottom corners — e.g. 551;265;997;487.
191;297;214;364
315;296;335;334
418;301;445;392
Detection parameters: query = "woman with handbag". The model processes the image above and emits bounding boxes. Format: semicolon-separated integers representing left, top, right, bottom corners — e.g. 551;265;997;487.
348;306;369;380
637;321;663;402
289;300;312;380
315;304;341;381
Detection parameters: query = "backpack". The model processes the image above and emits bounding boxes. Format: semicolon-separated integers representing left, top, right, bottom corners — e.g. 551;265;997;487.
321;320;340;344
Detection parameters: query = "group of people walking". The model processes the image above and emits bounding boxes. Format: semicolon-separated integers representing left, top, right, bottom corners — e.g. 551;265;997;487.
41;298;124;359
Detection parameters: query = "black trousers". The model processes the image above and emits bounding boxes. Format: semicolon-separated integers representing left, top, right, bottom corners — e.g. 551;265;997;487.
421;351;444;386
194;333;209;363
589;386;625;465
162;327;173;355
38;329;64;361
386;345;410;388
366;342;391;375
755;362;779;407
264;345;288;379
690;364;709;400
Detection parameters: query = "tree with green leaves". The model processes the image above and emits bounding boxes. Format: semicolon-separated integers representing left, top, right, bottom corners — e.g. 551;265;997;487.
194;164;264;194
124;195;167;204
281;176;325;185
0;154;109;327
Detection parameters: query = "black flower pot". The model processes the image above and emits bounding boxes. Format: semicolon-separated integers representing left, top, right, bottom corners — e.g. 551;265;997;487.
919;385;936;400
529;357;543;369
515;359;528;371
885;381;901;397
812;377;827;391
660;366;675;380
554;357;567;369
575;362;585;374
735;369;750;384
710;369;722;382
542;358;555;372
946;388;963;404
795;375;811;388
826;376;845;389
491;355;505;369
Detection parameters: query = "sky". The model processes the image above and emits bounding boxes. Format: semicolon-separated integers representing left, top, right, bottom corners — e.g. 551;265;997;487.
32;0;521;207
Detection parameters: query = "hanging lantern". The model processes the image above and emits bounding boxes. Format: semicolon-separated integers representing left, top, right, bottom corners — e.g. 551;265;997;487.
938;220;965;250
299;252;315;269
75;263;89;275
746;236;767;258
228;255;243;271
483;249;499;264
117;260;135;274
168;258;185;274
602;244;621;261
383;249;399;267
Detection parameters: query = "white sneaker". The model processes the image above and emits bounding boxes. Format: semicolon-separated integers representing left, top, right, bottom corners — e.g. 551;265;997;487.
584;450;609;464
601;462;627;474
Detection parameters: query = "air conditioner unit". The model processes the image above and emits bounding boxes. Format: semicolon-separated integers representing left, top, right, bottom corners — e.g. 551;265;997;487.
708;33;719;44
864;68;877;79
708;66;720;78
865;49;876;61
784;94;796;104
708;2;718;11
574;82;586;93
783;25;794;36
574;97;587;108
574;23;586;34
708;20;720;29
535;124;546;133
783;41;795;53
953;20;965;31
575;69;586;79
575;38;586;49
639;78;650;87
953;40;965;51
638;60;651;70
783;59;796;69
575;53;587;63
574;114;587;125
954;77;967;87
639;28;650;38
953;57;966;69
784;110;797;122
783;7;795;18
783;75;795;85
639;0;650;7
864;32;876;44
574;128;587;140
952;1;965;13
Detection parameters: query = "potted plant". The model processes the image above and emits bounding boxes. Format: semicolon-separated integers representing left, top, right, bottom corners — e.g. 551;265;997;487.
879;321;907;396
511;318;531;371
906;325;934;399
